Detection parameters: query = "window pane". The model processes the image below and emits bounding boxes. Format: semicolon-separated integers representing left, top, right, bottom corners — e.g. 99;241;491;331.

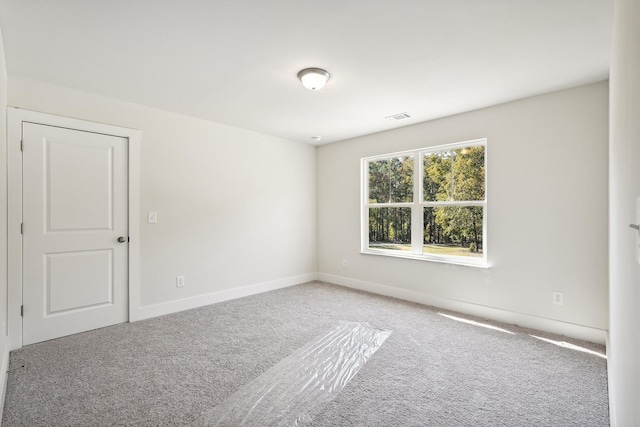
369;207;411;251
452;146;485;201
423;151;452;202
368;156;413;203
423;206;483;257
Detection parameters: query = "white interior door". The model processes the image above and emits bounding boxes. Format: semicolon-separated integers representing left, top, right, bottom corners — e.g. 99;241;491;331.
22;122;129;345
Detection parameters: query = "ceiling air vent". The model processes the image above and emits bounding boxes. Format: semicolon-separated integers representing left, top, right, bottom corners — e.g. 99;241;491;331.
386;112;411;121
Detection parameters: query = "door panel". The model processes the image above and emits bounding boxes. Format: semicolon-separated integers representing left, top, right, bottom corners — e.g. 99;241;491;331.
48;140;114;231
47;249;114;314
22;122;128;345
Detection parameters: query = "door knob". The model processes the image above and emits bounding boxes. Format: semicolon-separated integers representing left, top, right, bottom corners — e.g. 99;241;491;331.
117;236;127;243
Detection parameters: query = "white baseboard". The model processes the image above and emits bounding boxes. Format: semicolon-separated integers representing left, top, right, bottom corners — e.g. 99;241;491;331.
318;273;607;345
0;335;10;426
605;331;615;427
134;273;318;321
132;271;606;344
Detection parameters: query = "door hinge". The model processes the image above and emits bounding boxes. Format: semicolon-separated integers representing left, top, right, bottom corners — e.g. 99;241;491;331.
20;140;23;151
20;223;24;234
20;305;23;317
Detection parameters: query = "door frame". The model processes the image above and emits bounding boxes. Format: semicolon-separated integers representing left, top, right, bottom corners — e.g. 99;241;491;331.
7;108;141;350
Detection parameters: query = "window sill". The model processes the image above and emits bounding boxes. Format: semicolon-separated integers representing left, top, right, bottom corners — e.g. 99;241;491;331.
360;249;490;269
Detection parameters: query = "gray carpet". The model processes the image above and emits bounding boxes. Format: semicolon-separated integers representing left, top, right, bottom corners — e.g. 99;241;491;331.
2;281;609;426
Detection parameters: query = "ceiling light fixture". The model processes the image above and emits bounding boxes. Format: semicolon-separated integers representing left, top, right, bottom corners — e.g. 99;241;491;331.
298;68;330;91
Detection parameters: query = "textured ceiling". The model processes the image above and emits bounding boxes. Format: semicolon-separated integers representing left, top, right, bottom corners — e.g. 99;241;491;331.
0;0;613;144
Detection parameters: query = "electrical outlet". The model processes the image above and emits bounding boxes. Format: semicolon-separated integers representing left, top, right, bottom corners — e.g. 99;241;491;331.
176;276;185;288
148;211;158;224
552;291;564;306
341;259;348;268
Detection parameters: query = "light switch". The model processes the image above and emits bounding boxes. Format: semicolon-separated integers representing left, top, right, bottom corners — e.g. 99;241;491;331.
148;211;158;224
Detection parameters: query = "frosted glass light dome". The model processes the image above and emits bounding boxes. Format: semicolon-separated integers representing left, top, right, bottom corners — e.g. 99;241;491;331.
298;68;330;91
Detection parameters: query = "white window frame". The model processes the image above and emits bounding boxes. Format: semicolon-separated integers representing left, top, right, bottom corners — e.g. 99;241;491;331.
361;138;488;268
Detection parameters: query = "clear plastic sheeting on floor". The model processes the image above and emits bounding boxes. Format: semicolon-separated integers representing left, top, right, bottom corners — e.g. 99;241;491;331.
197;322;392;426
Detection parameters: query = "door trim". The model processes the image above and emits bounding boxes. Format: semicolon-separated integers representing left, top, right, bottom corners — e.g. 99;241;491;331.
7;107;141;350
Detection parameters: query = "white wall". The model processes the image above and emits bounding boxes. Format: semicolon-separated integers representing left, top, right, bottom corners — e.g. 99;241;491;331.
7;76;317;312
5;78;609;344
0;16;8;346
608;0;640;424
0;18;9;409
318;82;609;342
